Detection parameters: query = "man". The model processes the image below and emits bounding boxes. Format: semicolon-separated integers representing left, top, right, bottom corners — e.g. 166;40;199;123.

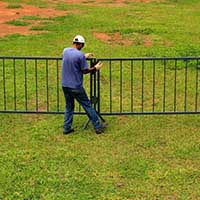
62;35;106;134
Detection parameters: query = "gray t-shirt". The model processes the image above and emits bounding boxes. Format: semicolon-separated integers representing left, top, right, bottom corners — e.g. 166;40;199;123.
62;48;88;88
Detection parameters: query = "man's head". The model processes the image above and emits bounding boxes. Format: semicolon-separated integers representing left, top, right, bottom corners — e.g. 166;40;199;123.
73;35;85;50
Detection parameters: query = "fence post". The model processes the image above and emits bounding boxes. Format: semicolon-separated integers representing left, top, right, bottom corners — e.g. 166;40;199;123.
94;59;105;123
83;58;105;129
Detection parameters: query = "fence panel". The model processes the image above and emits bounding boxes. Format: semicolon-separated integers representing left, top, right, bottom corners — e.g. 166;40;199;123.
1;56;200;115
98;57;200;115
0;56;90;114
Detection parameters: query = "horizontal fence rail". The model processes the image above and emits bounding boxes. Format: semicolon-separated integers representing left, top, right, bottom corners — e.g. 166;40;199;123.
1;56;200;115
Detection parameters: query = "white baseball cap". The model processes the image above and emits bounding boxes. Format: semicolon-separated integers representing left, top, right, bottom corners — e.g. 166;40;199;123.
73;35;85;44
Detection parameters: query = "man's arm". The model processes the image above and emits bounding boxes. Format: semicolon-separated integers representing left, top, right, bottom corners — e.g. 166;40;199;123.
82;67;96;74
82;62;103;74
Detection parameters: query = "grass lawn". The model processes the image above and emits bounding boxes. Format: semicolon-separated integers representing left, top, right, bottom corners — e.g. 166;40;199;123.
1;0;200;199
1;113;200;199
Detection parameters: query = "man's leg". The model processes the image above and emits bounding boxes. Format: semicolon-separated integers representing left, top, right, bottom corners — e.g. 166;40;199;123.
74;87;102;130
62;87;75;133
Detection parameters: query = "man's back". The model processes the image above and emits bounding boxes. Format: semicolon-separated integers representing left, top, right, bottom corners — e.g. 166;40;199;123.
62;48;88;88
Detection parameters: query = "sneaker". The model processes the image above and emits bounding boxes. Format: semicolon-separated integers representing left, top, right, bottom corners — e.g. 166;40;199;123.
63;128;74;135
95;123;108;134
102;122;108;128
95;127;104;134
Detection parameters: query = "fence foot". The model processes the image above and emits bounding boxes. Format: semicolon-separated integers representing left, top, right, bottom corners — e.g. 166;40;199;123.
83;119;90;129
83;113;105;130
98;113;105;123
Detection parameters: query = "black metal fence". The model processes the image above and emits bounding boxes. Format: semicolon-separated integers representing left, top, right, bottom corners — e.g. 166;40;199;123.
1;56;200;115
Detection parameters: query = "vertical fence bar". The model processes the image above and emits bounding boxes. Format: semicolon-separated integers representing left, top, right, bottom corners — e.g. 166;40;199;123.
163;60;166;112
131;60;133;112
56;59;60;112
46;59;49;112
152;60;156;112
94;63;97;111
24;59;28;111
2;58;6;110
195;59;199;112
109;60;112;113
142;60;144;112
184;60;188;112
13;58;17;110
35;59;38;111
120;60;122;113
97;69;100;114
174;59;177;112
90;59;93;111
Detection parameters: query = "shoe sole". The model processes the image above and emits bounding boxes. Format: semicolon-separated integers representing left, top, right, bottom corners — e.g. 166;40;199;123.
63;129;74;135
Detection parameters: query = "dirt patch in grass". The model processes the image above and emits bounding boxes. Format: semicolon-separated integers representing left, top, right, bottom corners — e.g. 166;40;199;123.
57;0;163;4
94;32;172;47
143;35;153;47
93;31;154;47
47;0;164;7
0;1;79;37
93;32;133;46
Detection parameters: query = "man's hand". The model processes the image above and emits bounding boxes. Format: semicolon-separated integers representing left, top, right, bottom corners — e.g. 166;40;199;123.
94;61;103;70
85;53;94;58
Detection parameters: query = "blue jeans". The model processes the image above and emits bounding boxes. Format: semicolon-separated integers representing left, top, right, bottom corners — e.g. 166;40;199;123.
62;87;101;131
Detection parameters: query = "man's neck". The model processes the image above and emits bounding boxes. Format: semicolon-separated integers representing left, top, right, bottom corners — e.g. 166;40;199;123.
72;43;82;50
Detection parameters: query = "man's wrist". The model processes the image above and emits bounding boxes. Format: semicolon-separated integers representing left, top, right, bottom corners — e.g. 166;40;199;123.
82;67;96;74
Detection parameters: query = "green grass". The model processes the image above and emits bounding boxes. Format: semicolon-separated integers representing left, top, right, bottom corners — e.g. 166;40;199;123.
1;0;200;199
1;114;200;199
6;3;22;8
0;0;200;57
6;20;31;26
20;15;52;21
